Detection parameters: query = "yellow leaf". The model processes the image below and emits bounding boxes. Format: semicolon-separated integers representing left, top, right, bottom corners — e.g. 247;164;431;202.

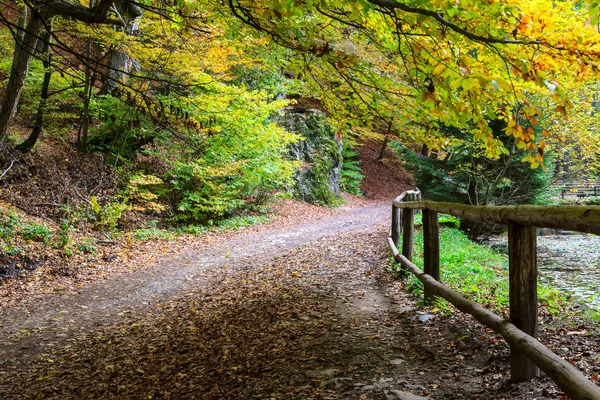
433;64;447;76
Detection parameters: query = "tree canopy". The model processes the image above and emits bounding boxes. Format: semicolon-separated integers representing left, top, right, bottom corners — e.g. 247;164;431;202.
1;0;600;166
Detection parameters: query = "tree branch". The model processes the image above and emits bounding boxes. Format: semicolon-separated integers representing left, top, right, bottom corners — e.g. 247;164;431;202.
366;0;541;45
27;0;123;25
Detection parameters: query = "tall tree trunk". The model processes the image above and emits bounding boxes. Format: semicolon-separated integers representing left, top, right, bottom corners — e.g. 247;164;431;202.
17;20;54;153
13;7;28;61
377;120;392;161
78;8;94;154
0;12;44;143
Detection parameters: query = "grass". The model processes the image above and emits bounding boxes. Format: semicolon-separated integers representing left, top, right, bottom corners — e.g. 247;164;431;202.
391;226;568;315
212;214;269;232
413;213;461;228
132;227;177;241
133;214;271;241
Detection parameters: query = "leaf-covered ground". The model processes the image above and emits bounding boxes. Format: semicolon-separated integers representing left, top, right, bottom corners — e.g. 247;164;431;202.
2;200;598;399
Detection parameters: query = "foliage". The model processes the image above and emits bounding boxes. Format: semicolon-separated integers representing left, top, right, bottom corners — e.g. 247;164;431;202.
158;91;298;222
1;0;600;170
572;196;600;206
392;120;554;207
20;222;52;244
76;237;98;254
54;219;72;249
125;174;167;213
212;214;269;232
132;227;175;242
0;208;19;240
88;97;165;163
413;213;461;229
2;0;600;233
522;82;600;176
0;207;20;253
222;0;600;161
89;196;129;232
340;144;363;196
392;227;567;314
87;84;299;224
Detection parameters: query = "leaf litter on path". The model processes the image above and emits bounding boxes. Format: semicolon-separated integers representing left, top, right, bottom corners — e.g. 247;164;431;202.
0;204;598;399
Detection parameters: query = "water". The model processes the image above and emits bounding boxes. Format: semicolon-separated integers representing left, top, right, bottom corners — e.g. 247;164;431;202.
487;233;600;309
537;234;600;309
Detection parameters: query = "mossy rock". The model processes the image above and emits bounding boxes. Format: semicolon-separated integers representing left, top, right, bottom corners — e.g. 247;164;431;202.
280;110;342;206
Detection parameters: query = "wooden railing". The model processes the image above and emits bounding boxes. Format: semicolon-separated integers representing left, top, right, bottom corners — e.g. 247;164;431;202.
560;182;600;199
388;191;600;400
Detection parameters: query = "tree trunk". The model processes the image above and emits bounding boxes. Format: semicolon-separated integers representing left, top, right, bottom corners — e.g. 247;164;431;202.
377;135;389;161
377;120;392;161
0;0;124;144
13;7;28;62
17;21;53;153
0;12;44;143
78;10;94;154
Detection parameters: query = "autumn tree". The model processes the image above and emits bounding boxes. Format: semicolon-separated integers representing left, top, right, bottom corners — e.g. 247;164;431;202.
0;0;122;142
225;0;600;162
1;0;600;163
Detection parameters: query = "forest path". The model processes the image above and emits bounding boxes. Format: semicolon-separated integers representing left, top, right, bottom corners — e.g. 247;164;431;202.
0;200;561;399
0;202;389;369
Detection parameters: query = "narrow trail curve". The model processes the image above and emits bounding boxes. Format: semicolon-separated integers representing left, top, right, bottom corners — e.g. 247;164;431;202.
0;203;389;369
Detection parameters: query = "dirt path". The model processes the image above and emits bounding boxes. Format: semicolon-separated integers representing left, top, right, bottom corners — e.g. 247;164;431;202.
0;202;565;399
0;203;389;367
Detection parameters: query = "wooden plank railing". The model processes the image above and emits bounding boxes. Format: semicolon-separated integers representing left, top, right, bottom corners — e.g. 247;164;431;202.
389;191;600;400
560;182;600;199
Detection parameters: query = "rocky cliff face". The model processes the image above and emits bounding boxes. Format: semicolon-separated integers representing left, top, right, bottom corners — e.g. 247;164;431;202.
279;110;343;206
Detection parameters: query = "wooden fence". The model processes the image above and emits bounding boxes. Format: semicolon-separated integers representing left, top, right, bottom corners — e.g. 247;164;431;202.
560;182;600;199
388;191;600;400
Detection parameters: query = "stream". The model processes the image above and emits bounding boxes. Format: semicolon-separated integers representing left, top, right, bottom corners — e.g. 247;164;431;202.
488;233;600;309
537;234;600;309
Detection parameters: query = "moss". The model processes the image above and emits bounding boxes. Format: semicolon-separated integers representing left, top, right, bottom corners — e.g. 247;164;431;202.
281;110;343;206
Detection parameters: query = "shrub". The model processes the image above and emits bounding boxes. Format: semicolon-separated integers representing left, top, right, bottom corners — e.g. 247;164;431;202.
340;147;363;195
89;196;129;231
76;238;98;254
163;92;298;222
0;209;19;240
54;219;72;249
20;222;52;243
88;96;164;163
90;88;299;224
393;120;554;239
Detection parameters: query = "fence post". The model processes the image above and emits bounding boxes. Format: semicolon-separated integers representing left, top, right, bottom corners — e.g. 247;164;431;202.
401;208;414;261
391;205;401;247
508;221;539;381
423;209;440;302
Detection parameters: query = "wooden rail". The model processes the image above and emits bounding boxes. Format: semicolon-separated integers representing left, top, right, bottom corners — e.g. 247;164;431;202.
560;182;600;199
389;192;600;400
